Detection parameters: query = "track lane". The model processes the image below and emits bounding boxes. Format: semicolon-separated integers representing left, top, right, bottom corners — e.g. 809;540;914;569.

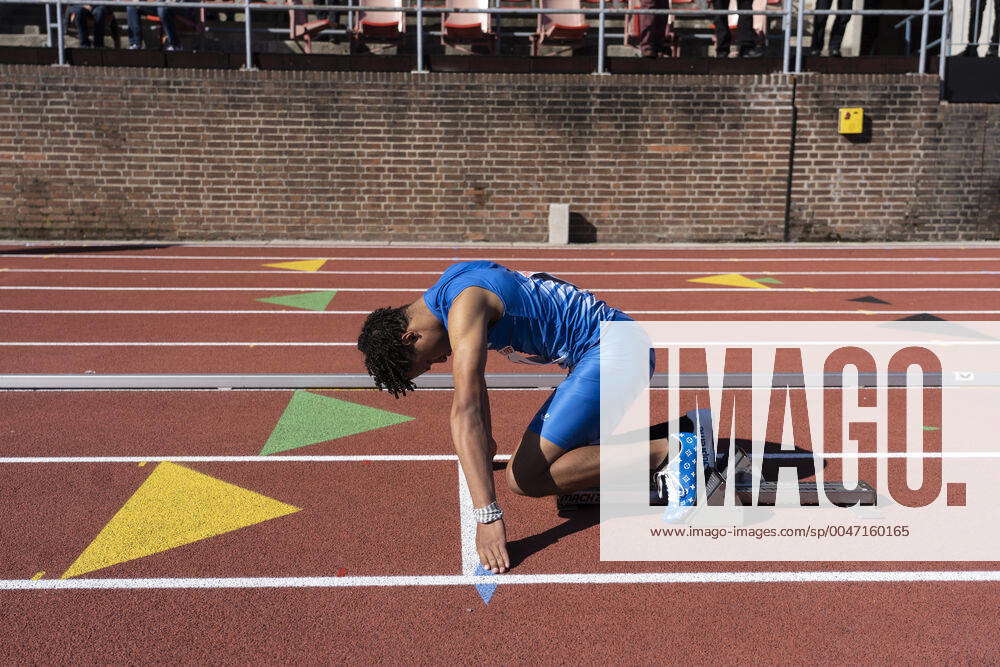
3;242;999;661
3;242;1000;259
3;581;998;663
1;288;998;313
3;309;999;345
1;270;999;289
0;390;541;458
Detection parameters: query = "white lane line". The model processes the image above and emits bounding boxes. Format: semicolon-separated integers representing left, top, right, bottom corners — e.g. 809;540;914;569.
457;463;479;576
4;268;1000;276
2;286;1000;293
6;570;1000;590
2;310;1000;316
0;455;513;463
6;453;1000;464
3;254;1000;262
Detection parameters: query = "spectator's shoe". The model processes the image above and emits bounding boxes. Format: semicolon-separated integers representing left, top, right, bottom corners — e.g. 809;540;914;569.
165;44;180;52
739;45;766;58
79;40;93;48
829;49;842;57
715;48;730;58
961;45;978;57
129;43;141;50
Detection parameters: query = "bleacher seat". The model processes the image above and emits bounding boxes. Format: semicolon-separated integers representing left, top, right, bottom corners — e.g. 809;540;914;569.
532;0;588;55
442;0;496;52
351;0;406;52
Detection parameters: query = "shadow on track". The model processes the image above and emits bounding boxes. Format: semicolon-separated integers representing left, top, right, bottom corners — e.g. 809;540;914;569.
498;434;824;569
0;243;179;254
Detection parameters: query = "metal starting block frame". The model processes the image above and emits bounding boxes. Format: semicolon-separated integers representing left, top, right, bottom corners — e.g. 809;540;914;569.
557;445;878;511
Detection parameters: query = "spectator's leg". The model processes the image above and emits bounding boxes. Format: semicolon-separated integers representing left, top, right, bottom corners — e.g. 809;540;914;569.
713;0;733;54
126;6;143;48
965;0;984;55
810;0;834;53
858;0;878;54
827;0;851;54
735;0;757;53
71;5;93;46
92;6;108;47
638;0;669;56
988;0;999;55
751;0;766;38
157;6;179;48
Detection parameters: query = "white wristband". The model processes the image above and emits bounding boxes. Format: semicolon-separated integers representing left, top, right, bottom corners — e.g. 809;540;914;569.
473;501;503;524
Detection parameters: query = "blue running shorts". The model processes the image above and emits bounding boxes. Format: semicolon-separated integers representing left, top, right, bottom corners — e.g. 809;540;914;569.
526;342;656;450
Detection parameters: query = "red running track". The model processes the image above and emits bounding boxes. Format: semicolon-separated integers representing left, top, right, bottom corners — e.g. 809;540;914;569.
3;242;1000;662
1;246;999;373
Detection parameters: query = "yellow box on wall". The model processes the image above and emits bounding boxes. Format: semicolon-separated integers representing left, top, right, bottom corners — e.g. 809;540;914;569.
839;108;864;134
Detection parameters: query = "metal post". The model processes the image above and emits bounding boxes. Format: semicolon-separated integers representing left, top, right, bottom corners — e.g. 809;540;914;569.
416;0;426;72
244;0;254;69
795;0;804;72
939;0;950;80
918;0;930;73
904;20;911;55
971;0;982;51
45;2;53;48
55;0;65;66
596;0;606;74
782;0;791;72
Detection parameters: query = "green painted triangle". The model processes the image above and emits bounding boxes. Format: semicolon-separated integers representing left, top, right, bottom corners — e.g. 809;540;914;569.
753;277;783;284
256;291;337;311
261;391;414;455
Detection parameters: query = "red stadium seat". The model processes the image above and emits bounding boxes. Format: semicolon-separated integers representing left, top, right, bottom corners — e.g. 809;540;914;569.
442;0;497;53
351;0;406;52
533;0;588;55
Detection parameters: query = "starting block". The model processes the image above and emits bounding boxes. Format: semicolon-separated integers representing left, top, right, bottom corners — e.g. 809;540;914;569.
556;478;877;511
556;444;878;511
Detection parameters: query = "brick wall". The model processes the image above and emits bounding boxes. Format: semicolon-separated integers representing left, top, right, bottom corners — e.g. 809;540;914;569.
0;65;996;242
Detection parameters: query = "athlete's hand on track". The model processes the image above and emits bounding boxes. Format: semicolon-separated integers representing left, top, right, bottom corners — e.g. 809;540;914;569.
477;519;510;574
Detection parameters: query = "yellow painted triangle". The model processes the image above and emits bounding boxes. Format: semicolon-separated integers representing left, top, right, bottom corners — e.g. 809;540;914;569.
264;259;327;272
687;273;771;289
60;462;300;579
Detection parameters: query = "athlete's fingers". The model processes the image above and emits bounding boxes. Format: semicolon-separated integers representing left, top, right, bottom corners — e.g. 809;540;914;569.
479;549;498;574
489;545;507;573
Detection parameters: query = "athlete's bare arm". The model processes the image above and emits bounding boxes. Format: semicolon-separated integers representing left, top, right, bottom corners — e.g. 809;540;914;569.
447;287;509;573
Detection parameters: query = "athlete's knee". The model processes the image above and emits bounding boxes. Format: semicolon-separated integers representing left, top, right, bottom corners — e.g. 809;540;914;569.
505;458;549;498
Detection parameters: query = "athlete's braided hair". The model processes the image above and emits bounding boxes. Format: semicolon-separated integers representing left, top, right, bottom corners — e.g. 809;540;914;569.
357;305;417;398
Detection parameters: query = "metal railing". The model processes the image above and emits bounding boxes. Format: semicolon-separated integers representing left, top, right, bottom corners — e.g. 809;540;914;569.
898;0;995;57
3;0;952;78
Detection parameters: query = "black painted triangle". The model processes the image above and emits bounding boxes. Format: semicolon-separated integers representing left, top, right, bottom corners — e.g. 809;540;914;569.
849;296;891;305
896;313;946;321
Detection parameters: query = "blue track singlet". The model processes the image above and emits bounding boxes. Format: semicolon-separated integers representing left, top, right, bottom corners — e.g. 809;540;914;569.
423;261;653;450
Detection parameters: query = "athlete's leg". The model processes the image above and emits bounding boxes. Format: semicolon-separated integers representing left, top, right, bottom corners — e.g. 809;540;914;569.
506;428;669;497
